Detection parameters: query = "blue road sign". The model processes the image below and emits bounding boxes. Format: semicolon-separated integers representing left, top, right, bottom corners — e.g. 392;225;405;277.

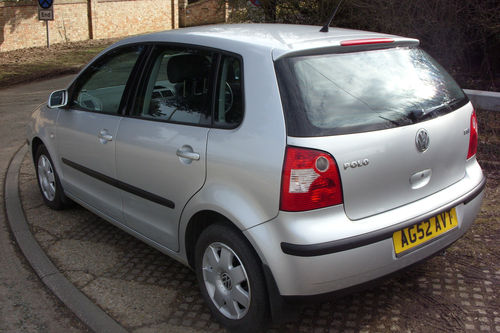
38;0;53;9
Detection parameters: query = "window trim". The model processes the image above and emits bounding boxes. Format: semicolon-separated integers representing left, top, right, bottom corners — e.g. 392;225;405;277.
127;44;218;128
212;53;245;130
66;43;150;117
122;42;245;130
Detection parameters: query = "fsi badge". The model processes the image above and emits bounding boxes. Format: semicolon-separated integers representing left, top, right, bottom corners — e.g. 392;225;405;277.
38;0;54;20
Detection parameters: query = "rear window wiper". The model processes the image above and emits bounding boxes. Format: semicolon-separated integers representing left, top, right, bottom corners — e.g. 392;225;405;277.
379;110;416;127
408;102;454;122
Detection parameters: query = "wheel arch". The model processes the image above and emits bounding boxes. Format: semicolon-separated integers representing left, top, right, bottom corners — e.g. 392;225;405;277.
31;137;45;162
184;209;289;326
30;135;65;184
184;210;248;269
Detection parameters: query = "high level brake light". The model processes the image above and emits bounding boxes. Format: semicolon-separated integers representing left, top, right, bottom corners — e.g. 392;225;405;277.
467;109;478;159
340;38;394;46
280;146;343;212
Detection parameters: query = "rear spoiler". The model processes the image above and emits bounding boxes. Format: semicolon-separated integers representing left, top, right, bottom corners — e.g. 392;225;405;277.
273;36;419;60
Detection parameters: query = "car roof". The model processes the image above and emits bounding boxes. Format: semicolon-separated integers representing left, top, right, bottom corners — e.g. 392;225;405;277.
112;24;419;60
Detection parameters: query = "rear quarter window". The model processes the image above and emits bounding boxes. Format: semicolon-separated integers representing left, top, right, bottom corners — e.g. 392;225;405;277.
275;47;468;137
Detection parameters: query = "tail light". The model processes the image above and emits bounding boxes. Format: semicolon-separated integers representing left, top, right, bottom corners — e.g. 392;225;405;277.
280;146;343;212
467;109;478;159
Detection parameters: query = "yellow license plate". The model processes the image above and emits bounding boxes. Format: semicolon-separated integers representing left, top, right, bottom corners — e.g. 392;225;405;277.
393;208;458;255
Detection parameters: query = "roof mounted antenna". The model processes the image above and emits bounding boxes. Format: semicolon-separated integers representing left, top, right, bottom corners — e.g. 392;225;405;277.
320;0;344;33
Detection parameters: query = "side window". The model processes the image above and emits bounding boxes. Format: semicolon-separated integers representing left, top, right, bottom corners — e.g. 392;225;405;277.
134;47;214;126
214;55;243;128
70;46;143;114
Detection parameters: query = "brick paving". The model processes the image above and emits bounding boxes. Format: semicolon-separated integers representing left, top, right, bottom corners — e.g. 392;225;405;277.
19;154;499;332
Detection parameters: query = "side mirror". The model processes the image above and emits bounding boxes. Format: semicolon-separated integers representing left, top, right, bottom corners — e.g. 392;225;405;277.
48;90;68;108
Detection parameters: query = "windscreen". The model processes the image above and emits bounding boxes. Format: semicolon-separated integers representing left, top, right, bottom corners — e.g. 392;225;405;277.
275;47;468;136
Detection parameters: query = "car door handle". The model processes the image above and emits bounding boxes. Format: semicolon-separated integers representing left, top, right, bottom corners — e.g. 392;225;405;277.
176;149;200;161
98;129;113;143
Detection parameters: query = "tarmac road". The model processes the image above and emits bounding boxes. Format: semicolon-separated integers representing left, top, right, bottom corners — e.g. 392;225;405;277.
0;76;88;332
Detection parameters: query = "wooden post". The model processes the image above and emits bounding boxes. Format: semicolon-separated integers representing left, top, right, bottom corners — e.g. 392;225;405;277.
179;0;187;28
87;0;94;39
46;20;50;47
171;0;178;29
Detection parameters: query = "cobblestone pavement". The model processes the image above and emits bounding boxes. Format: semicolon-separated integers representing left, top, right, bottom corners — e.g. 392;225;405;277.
19;151;499;332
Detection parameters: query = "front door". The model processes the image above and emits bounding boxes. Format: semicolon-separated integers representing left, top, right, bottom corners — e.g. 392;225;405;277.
57;45;144;221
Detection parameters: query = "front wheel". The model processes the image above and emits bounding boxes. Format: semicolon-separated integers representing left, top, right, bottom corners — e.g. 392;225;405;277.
195;224;269;332
35;145;68;210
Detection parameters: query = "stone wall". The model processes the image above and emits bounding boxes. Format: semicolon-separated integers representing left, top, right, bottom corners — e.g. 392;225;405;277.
180;0;227;27
0;0;179;52
0;0;229;52
0;0;89;51
91;0;178;39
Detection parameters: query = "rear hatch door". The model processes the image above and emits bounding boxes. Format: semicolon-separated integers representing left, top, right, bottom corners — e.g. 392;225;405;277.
276;46;471;220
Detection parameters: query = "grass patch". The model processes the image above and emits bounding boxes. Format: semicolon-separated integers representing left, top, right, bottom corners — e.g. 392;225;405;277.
0;39;117;88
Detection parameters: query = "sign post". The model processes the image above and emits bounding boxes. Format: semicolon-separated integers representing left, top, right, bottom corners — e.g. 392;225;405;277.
38;0;54;48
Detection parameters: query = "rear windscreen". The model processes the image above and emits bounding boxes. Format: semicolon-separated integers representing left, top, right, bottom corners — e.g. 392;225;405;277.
275;47;468;136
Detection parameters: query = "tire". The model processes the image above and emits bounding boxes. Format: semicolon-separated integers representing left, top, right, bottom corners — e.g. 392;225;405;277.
34;145;68;210
195;224;269;332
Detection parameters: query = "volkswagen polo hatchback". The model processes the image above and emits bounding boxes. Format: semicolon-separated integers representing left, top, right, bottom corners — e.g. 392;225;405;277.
27;24;485;332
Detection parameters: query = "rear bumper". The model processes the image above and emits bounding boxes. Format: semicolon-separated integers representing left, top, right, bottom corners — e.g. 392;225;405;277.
280;176;485;257
244;160;485;296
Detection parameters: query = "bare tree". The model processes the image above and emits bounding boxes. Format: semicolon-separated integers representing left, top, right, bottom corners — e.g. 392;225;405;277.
226;0;499;90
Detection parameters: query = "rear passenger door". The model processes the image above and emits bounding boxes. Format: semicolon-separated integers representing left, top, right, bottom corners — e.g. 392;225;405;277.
115;46;215;251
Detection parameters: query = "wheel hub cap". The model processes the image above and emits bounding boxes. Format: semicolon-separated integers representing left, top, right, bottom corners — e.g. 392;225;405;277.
202;242;251;320
37;154;56;201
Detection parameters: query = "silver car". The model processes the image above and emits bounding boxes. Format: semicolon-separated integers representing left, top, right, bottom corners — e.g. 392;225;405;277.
27;24;485;331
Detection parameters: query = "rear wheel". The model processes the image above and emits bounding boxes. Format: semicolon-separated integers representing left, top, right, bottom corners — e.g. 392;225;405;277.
195;224;269;332
35;145;68;210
